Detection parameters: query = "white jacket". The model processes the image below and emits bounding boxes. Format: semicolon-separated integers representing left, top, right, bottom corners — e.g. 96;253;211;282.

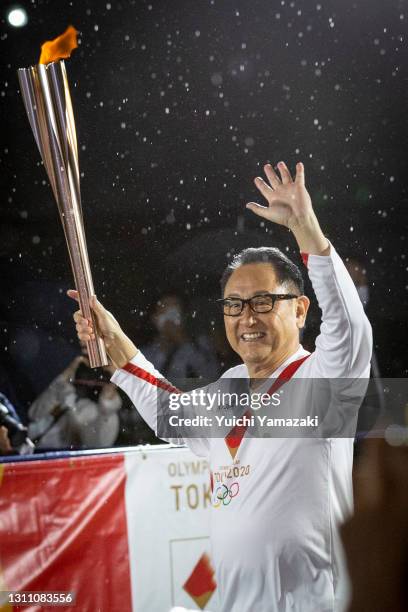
112;244;372;612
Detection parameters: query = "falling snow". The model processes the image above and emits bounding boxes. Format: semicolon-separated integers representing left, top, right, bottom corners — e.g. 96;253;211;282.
0;0;406;394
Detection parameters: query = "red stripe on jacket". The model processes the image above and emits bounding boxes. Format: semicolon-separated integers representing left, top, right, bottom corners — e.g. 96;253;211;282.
122;362;181;394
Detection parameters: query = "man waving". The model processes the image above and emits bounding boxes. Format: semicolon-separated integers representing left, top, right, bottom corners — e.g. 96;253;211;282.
69;161;372;611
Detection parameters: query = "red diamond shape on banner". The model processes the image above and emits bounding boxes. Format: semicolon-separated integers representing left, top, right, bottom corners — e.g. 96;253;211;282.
183;552;217;610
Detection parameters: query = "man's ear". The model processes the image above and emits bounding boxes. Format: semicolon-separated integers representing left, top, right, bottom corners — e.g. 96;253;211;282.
296;295;310;329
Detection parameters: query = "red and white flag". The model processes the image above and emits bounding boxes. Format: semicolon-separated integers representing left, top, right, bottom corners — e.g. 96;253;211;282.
0;447;218;612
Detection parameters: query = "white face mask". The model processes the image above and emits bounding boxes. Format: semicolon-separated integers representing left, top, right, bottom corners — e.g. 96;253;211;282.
356;285;369;308
156;307;182;330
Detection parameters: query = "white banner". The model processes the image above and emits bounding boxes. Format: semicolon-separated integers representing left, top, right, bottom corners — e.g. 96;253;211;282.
125;446;219;612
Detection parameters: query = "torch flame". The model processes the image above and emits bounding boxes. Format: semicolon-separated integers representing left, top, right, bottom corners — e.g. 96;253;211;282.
39;25;78;65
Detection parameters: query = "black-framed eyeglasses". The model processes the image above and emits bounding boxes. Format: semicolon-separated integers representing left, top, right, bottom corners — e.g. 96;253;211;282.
217;293;299;316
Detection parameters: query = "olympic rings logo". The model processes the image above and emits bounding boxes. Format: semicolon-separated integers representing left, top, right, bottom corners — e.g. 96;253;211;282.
212;482;240;508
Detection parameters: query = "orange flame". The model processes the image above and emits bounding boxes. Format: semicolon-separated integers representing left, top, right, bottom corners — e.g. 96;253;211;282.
39;25;78;65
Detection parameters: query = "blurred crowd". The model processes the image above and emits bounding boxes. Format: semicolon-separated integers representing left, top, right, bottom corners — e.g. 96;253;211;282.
0;292;223;456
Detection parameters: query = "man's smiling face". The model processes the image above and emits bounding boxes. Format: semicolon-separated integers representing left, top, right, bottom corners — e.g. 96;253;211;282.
223;263;308;374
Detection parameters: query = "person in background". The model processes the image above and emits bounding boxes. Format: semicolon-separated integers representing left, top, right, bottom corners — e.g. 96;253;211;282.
341;438;408;612
344;258;381;379
142;293;219;382
28;346;122;450
0;391;22;425
0;361;26;422
0;391;33;455
345;257;385;449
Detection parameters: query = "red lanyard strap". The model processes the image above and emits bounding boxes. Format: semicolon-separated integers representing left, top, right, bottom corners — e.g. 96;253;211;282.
225;354;311;456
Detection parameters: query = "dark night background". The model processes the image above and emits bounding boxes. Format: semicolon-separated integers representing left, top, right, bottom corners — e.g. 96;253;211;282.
0;0;407;420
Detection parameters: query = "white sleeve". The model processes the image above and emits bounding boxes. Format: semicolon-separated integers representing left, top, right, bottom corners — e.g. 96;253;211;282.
111;351;210;457
304;243;372;378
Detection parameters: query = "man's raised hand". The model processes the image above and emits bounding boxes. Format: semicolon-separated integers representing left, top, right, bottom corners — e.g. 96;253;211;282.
246;161;312;230
247;161;329;255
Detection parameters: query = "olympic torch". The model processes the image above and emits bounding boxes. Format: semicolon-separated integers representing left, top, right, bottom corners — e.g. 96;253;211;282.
17;26;108;368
